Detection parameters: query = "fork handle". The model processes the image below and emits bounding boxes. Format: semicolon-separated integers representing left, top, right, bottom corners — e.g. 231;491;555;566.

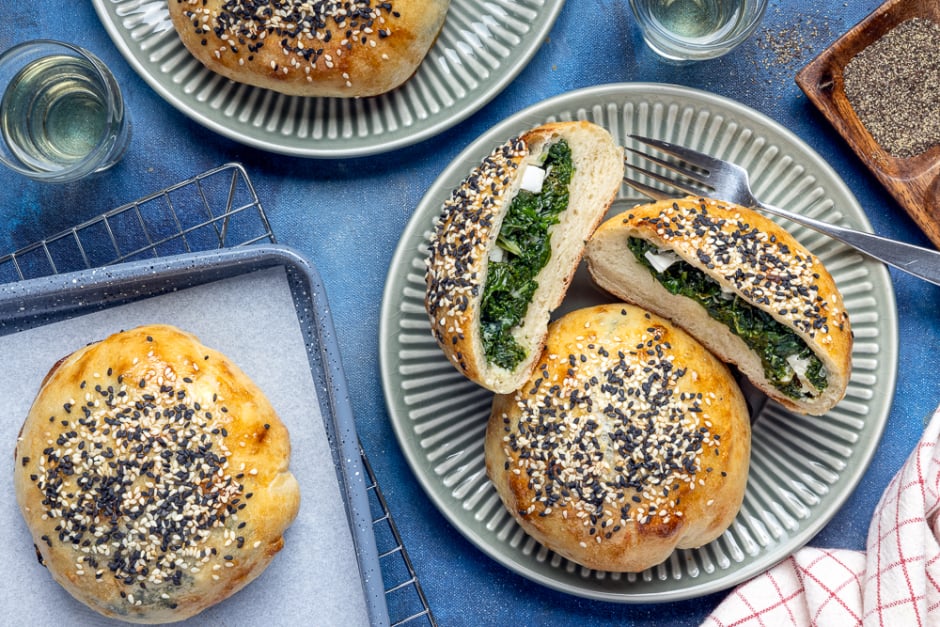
754;200;940;286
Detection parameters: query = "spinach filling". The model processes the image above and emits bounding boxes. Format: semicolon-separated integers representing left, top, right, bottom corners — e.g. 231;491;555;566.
480;140;574;370
627;237;827;399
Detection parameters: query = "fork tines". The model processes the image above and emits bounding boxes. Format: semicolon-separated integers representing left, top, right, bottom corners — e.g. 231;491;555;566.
629;135;725;169
623;135;714;200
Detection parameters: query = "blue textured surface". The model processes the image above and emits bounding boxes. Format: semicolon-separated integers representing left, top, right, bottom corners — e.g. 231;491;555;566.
1;1;937;625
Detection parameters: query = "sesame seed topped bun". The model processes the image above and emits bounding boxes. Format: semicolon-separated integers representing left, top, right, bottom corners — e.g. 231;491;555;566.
14;324;300;623
168;0;450;97
484;303;751;573
425;120;625;394
585;197;853;415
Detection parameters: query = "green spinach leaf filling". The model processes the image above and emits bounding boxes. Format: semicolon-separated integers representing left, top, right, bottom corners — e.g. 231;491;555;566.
480;140;574;370
627;237;828;399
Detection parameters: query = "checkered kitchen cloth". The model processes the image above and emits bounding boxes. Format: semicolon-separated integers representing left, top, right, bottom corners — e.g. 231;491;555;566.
703;404;940;626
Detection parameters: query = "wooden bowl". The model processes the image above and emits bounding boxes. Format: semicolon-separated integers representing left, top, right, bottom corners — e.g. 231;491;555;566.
796;0;940;248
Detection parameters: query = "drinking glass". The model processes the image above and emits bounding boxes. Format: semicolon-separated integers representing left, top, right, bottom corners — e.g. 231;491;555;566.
0;40;131;183
629;0;768;61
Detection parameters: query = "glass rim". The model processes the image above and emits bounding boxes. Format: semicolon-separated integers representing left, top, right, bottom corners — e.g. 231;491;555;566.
0;39;127;182
628;0;769;57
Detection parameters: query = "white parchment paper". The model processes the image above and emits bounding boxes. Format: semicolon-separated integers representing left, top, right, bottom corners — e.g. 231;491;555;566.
0;266;370;626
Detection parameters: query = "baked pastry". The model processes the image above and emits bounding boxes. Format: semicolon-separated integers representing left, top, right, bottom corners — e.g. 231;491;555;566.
167;0;450;97
425;120;625;394
585;197;853;415
14;324;300;623
485;303;751;572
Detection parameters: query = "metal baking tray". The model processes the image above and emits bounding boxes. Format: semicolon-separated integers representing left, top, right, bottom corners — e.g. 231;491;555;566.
0;244;389;625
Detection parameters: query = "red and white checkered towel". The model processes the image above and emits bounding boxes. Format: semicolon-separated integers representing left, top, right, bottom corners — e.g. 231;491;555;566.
703;404;940;626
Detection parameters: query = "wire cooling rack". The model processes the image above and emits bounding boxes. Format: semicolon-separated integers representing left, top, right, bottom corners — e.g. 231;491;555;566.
0;162;435;627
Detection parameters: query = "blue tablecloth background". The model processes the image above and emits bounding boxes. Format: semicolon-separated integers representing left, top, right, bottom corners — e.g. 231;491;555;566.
2;1;938;625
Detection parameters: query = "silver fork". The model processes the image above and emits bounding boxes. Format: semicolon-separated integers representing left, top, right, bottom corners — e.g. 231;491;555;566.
624;134;940;286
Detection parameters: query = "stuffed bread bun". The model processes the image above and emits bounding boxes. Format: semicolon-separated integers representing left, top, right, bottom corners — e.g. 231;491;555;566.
14;324;300;623
168;0;450;97
585;196;852;415
485;303;751;572
424;121;624;393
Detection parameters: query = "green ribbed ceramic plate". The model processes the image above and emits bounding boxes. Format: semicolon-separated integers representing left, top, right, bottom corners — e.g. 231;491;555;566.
91;0;564;158
379;83;898;602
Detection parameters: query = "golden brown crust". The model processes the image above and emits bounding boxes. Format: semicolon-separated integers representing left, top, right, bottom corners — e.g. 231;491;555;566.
585;197;853;415
484;304;751;572
167;0;450;97
425;121;625;393
14;324;300;623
